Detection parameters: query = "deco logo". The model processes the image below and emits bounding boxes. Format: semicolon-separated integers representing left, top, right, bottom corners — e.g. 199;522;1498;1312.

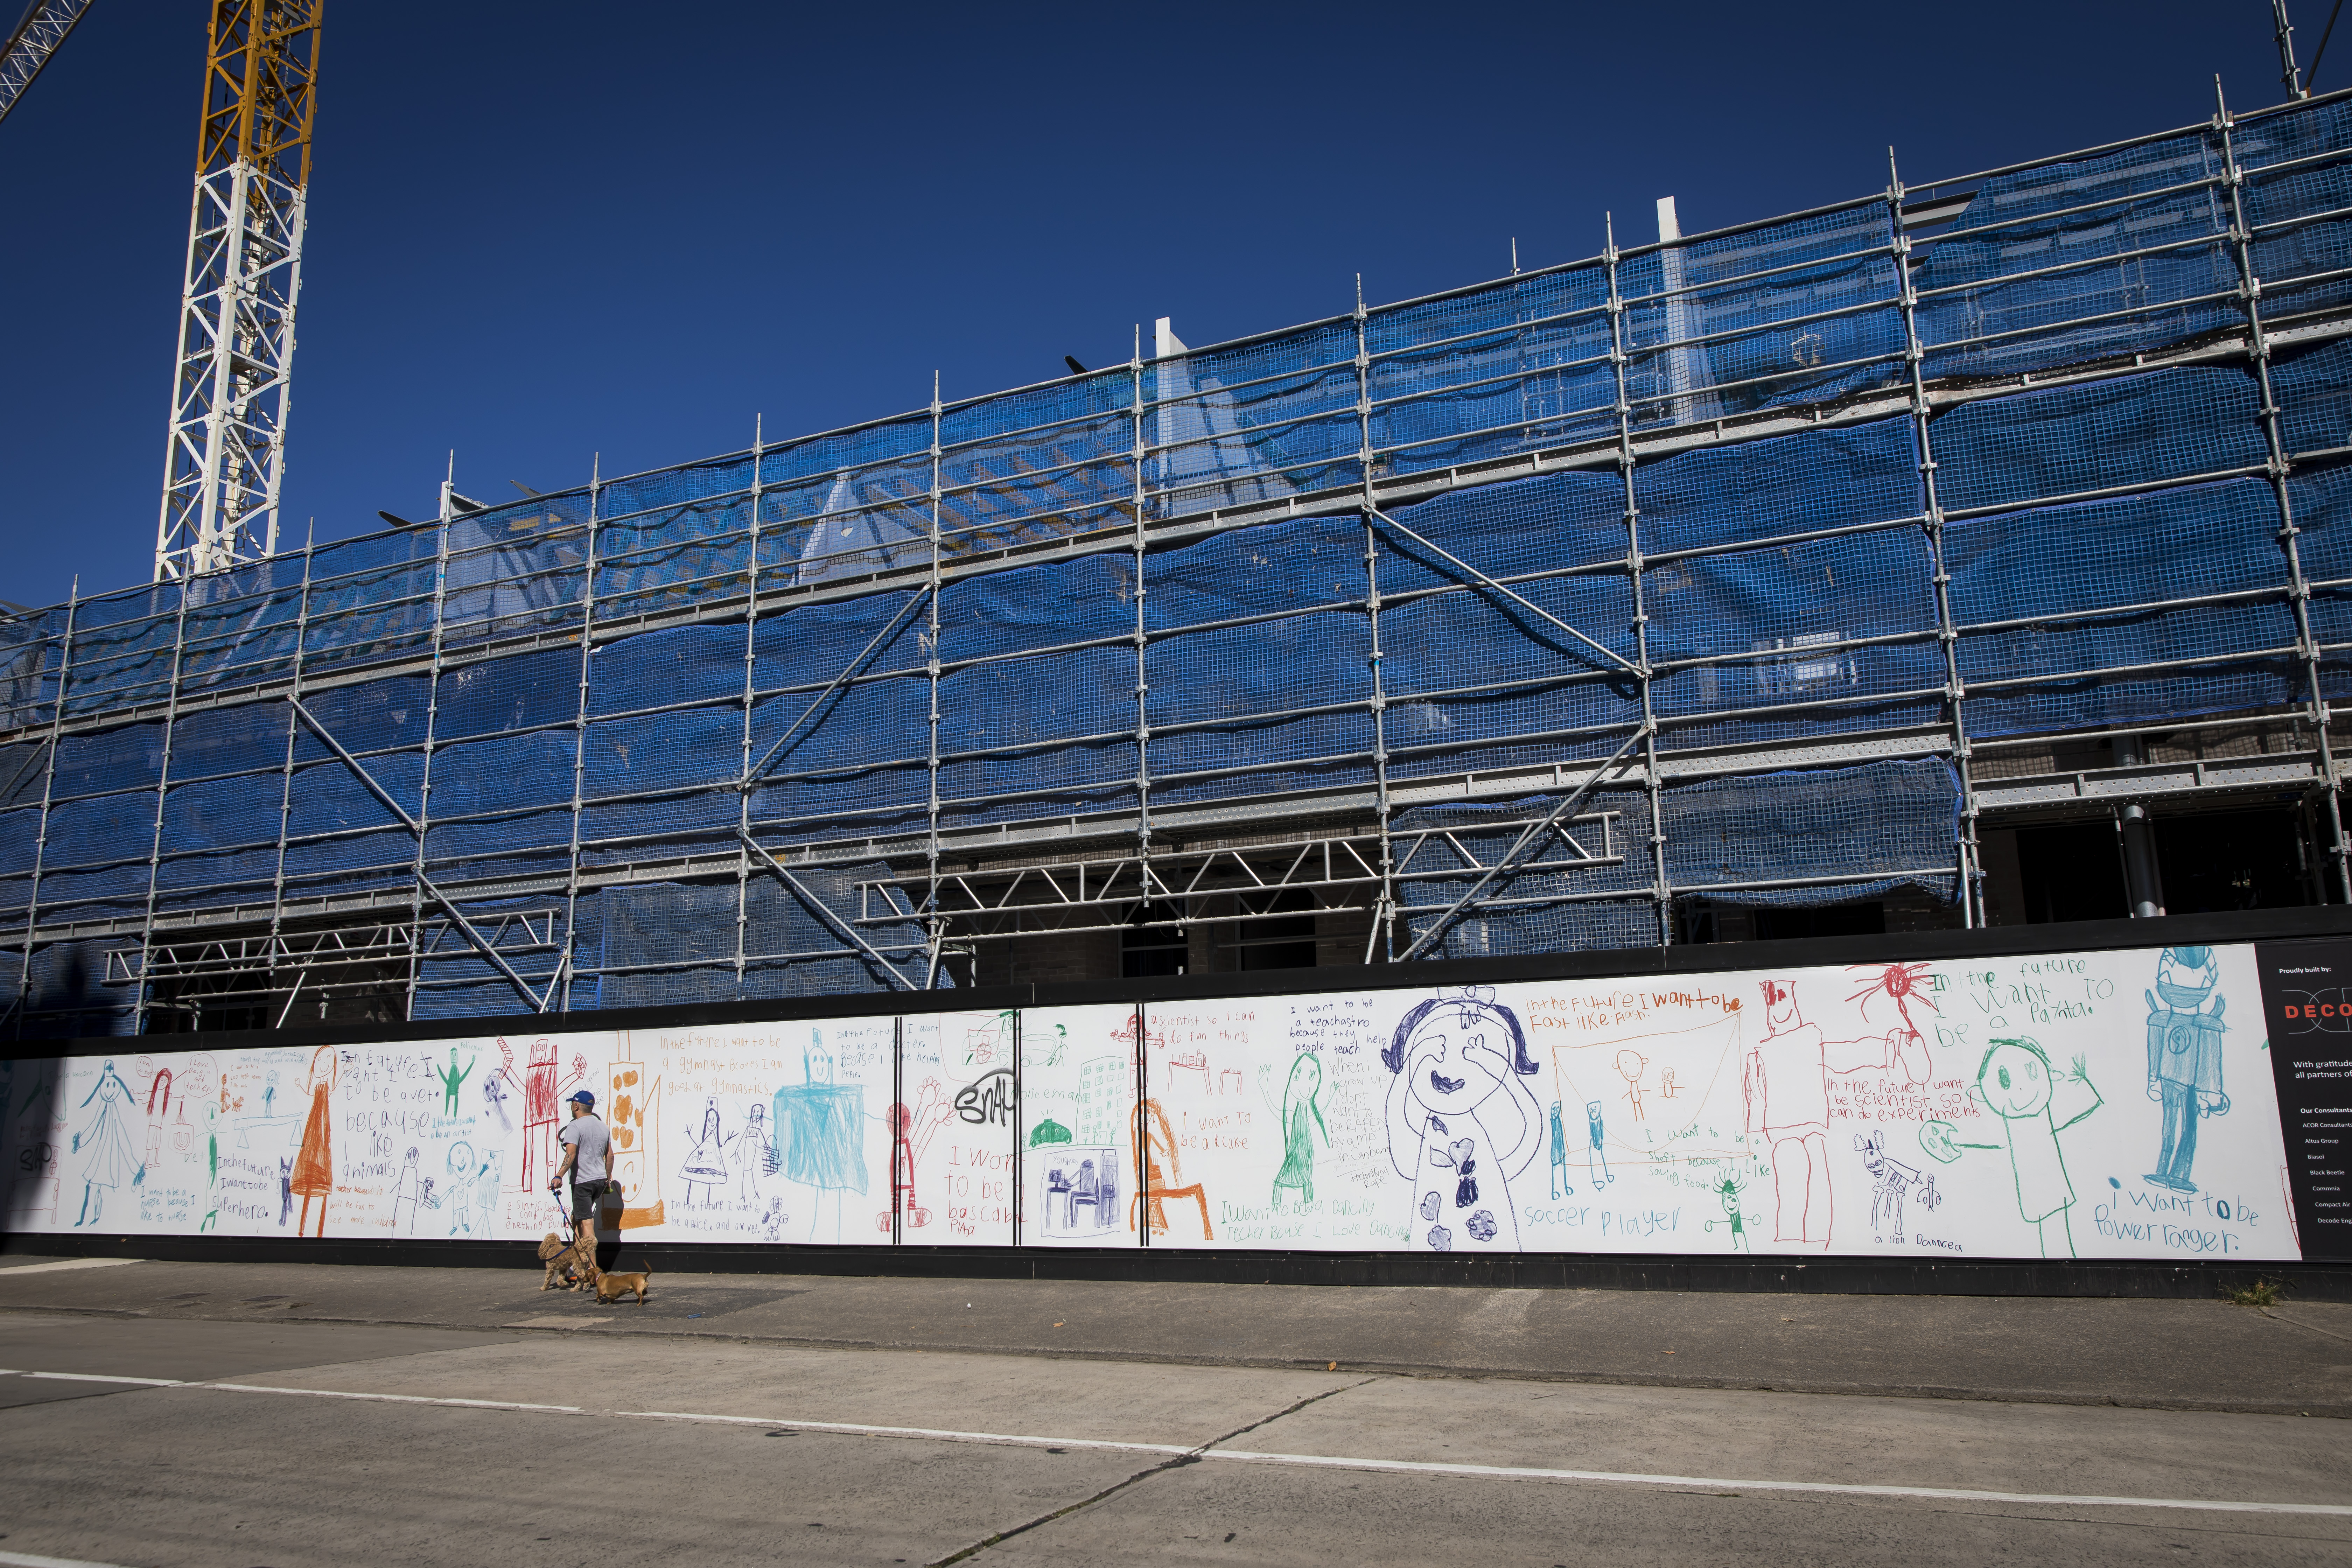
2279;988;2352;1032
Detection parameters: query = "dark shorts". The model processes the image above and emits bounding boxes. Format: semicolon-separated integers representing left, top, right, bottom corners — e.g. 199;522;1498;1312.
570;1180;611;1225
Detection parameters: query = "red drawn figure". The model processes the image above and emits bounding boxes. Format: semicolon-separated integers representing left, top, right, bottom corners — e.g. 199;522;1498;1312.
497;1037;586;1192
1130;1097;1213;1240
141;1063;173;1180
1745;980;1929;1248
1848;962;1938;1037
877;1080;948;1233
289;1046;337;1237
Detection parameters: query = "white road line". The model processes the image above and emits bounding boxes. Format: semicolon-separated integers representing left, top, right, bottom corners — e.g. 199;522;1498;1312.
0;1551;140;1568
1201;1448;2352;1518
207;1382;583;1414
0;1258;141;1276
618;1408;1190;1456
20;1369;2346;1521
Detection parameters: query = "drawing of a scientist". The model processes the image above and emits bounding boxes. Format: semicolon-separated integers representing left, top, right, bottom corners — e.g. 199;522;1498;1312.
1746;979;1928;1249
1920;1038;2102;1258
2144;945;2229;1194
1383;987;1543;1253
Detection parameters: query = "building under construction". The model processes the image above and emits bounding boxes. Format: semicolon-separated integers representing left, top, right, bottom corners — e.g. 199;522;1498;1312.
8;88;2352;1038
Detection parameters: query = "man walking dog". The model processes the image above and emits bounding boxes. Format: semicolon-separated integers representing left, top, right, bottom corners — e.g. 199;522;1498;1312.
550;1089;614;1266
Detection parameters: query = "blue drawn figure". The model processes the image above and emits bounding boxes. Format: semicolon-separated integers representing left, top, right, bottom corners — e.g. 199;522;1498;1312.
677;1099;734;1209
1704;1174;1753;1252
446;1143;479;1234
1269;1054;1327;1209
773;1034;867;1241
2144;945;2230;1194
1384;987;1543;1253
1584;1099;1612;1186
482;1073;512;1133
434;1049;475;1118
1920;1038;2103;1258
262;1071;277;1121
70;1059;138;1226
1855;1127;1921;1244
1547;1101;1573;1199
737;1104;771;1205
473;1150;502;1233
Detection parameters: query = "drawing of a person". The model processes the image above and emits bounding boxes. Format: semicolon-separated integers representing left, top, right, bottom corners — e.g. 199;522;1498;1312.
678;1098;733;1208
1920;1038;2102;1258
391;1146;424;1234
1270;1054;1326;1209
482;1074;512;1133
71;1059;138;1227
1746;979;1927;1249
446;1143;477;1234
737;1104;771;1206
2144;945;2229;1194
1706;1174;1752;1252
434;1048;474;1118
1383;987;1543;1252
775;1035;868;1241
289;1046;336;1237
1548;1101;1572;1199
1585;1099;1612;1186
1615;1049;1648;1121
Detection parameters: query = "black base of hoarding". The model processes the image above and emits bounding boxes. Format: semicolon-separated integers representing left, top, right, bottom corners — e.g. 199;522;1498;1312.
8;1230;2347;1302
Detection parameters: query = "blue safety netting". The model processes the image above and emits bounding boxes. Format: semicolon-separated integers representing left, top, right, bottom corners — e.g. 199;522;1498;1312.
13;94;2352;1035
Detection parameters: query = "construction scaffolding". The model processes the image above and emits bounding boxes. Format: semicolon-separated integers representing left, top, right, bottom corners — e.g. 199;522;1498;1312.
9;86;2352;1037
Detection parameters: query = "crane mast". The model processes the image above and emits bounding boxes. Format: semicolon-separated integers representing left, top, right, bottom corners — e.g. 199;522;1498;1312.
154;0;321;582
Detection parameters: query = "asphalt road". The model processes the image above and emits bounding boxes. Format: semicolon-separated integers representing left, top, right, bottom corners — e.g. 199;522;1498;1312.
0;1301;2346;1566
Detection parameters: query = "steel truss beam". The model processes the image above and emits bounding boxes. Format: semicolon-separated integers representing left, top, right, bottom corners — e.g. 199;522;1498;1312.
0;0;92;125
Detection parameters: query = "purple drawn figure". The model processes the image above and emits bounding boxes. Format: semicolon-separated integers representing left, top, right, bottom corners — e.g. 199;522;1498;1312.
483;1074;512;1134
1384;987;1543;1254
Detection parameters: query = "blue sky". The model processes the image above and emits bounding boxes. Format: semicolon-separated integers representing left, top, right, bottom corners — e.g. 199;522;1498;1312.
0;1;2323;609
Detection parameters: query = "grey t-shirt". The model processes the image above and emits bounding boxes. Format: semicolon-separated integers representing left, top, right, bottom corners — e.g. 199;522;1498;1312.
559;1113;610;1183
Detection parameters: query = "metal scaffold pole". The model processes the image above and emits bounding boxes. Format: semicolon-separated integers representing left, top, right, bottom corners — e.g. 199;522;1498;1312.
399;508;452;1019
131;577;198;1033
267;526;317;1020
2216;82;2352;900
925;374;947;987
9;582;77;1038
1889;151;1987;928
736;416;765;995
1602;214;1674;946
555;459;601;1013
1130;327;1160;968
1355;274;1399;963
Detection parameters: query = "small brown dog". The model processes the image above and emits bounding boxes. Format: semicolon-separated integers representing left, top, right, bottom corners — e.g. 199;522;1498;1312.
594;1267;653;1306
537;1230;594;1291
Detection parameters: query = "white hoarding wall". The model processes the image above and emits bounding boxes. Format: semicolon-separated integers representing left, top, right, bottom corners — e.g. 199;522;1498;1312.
0;943;2299;1263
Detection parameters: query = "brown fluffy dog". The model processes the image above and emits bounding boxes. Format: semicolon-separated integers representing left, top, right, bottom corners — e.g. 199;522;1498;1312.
537;1231;594;1291
594;1267;653;1306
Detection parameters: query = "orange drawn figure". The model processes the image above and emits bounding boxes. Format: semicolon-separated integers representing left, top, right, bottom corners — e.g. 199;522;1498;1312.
288;1046;336;1237
1130;1098;1212;1240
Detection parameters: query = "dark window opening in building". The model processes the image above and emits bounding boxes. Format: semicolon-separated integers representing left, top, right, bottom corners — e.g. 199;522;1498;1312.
2016;822;2128;924
1121;901;1187;979
1751;901;1885;942
1229;887;1318;972
2155;807;2317;913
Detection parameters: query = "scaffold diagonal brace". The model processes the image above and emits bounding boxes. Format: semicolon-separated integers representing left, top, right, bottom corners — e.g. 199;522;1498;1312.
1365;504;1643;678
740;832;917;992
740;585;934;793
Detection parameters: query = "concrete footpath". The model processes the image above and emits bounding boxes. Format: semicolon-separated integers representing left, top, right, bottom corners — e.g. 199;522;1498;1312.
2;1251;2348;1416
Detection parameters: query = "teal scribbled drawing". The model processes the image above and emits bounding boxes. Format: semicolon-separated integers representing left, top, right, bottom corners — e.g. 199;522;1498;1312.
1547;1101;1572;1199
1267;1055;1326;1209
2143;946;2230;1195
1921;1038;2102;1258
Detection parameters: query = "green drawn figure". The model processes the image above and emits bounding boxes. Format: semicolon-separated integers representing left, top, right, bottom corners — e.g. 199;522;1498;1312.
1920;1038;2102;1258
1269;1055;1327;1209
1704;1173;1752;1252
434;1048;475;1117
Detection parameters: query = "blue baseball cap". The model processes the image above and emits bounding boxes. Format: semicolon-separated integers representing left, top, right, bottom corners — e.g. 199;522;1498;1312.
568;1089;595;1108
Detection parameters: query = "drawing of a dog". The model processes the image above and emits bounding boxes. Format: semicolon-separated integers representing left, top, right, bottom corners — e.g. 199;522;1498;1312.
594;1267;653;1306
537;1230;593;1291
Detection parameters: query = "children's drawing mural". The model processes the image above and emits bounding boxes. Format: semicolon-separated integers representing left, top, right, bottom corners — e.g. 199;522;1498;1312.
0;941;2317;1261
